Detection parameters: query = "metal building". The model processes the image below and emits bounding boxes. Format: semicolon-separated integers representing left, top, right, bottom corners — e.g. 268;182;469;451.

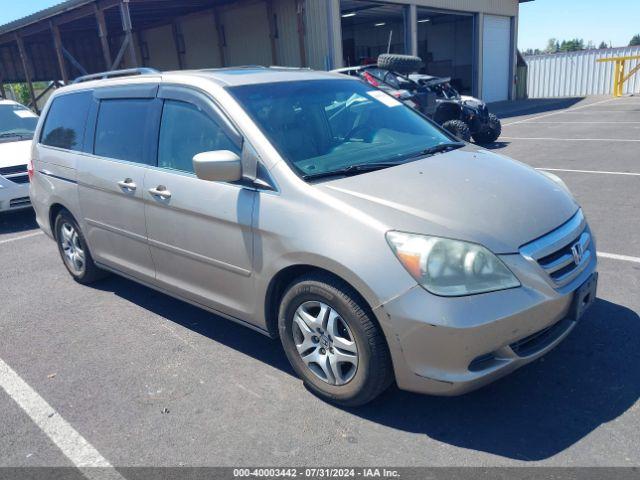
0;0;532;112
525;46;640;98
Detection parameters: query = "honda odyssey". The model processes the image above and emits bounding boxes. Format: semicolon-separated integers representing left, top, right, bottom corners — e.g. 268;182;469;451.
29;67;598;406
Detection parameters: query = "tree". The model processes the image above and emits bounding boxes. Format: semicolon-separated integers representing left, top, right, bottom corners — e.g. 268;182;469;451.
545;38;559;53
630;34;640;46
598;41;608;49
559;38;585;52
9;83;30;106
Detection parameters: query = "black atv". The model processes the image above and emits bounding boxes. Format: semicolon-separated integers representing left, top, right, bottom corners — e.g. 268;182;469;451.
334;54;502;144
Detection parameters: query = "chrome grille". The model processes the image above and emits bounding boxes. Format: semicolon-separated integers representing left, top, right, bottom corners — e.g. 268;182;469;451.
0;165;27;176
520;210;592;288
9;197;31;208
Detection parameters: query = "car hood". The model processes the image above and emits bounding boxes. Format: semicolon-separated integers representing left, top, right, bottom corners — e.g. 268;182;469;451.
0;139;32;169
318;147;578;254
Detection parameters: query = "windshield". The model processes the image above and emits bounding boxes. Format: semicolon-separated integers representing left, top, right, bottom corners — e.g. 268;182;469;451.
228;79;454;179
0;103;38;141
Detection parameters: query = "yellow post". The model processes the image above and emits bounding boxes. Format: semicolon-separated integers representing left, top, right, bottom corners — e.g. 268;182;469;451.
597;56;640;97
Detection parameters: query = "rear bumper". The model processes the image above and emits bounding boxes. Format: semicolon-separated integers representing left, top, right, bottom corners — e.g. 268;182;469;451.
374;241;597;396
0;178;30;212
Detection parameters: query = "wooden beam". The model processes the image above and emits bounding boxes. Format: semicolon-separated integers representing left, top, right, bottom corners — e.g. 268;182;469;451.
14;33;39;113
172;21;185;70
295;0;307;67
94;4;113;70
0;0;120;46
50;22;69;84
213;9;226;68
266;0;278;65
120;0;139;67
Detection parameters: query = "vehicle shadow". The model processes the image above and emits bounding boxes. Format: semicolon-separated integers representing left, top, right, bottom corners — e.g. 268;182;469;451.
92;275;295;375
90;276;638;461
0;209;38;235
342;298;638;461
490;97;586;120
478;141;510;150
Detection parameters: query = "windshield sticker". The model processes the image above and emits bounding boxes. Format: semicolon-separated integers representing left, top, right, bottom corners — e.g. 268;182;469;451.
14;110;37;119
367;90;402;108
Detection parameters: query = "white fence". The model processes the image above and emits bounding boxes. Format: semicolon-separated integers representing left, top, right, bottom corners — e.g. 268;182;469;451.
524;46;640;98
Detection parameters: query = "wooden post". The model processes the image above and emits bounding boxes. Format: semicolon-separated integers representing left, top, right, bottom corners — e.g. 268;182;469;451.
0;75;6;99
14;33;39;113
213;9;226;67
172;21;185;70
95;4;113;70
295;0;307;67
120;0;139;67
50;22;69;84
266;0;278;65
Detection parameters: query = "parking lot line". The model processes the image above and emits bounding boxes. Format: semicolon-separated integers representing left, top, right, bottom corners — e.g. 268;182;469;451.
520;121;640;124
502;136;640;142
0;357;123;479
0;231;43;245
537;168;640;177
598;252;640;264
502;97;617;126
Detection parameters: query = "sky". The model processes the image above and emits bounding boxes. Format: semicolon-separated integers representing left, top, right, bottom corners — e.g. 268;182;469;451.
1;0;639;52
518;0;640;50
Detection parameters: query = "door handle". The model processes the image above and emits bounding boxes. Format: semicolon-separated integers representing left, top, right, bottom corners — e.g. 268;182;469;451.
148;185;172;199
117;178;137;191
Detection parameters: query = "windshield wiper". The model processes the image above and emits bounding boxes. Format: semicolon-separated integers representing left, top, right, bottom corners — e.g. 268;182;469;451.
0;132;30;139
301;142;465;181
302;161;404;180
401;142;465;161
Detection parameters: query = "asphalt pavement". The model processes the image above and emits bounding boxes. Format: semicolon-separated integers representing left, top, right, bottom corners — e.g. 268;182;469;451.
1;95;638;471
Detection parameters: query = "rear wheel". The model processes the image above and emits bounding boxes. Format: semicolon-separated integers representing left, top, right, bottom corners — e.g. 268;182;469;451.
442;119;471;142
54;210;107;284
278;273;393;406
473;113;502;144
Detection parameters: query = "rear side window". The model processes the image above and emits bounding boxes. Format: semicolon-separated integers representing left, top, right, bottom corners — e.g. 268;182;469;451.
41;92;92;151
94;99;156;164
158;100;240;173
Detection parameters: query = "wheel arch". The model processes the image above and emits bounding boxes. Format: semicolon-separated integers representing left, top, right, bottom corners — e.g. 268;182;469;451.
263;262;381;340
48;203;70;238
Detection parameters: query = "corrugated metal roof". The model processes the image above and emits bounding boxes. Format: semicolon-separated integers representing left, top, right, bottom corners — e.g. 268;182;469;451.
0;0;95;36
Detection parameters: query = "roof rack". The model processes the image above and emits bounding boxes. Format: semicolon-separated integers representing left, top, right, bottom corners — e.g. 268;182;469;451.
73;68;160;84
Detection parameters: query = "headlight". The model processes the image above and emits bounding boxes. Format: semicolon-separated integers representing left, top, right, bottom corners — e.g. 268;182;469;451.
386;232;520;296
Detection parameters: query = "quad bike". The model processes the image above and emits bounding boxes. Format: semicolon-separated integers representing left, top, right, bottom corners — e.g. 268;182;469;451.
334;54;502;144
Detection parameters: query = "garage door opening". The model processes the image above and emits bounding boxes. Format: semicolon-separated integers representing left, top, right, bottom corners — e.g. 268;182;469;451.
417;8;475;95
341;0;407;67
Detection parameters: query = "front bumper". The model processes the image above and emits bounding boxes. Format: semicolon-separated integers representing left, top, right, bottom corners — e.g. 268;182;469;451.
0;176;30;212
374;224;597;396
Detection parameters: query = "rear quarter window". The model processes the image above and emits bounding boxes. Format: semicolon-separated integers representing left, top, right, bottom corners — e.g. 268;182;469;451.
41;91;92;151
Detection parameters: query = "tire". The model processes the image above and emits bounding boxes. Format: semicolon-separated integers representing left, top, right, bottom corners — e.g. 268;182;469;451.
54;210;108;284
278;273;393;406
472;113;502;144
442;119;471;142
377;54;423;74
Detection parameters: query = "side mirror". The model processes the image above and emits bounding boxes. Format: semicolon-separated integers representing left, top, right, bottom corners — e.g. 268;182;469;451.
193;150;242;182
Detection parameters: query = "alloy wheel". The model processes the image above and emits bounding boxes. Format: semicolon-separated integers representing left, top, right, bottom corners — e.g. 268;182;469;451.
292;301;358;385
59;222;86;275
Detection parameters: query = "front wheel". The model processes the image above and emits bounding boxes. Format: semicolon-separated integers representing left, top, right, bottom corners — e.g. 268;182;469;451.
472;113;502;144
442;119;471;142
278;274;393;406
